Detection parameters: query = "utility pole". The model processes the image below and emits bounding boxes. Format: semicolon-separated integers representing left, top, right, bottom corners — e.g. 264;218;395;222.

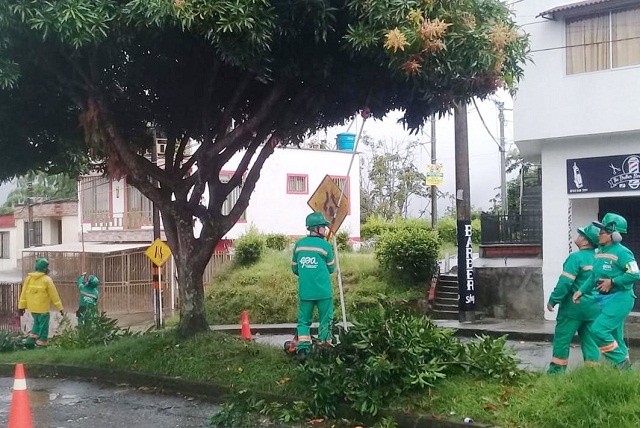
454;103;475;323
496;101;507;215
430;114;438;229
27;181;33;248
151;131;163;329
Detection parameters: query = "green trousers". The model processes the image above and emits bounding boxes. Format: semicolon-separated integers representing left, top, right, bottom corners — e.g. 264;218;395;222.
296;298;333;353
77;305;97;326
548;317;600;374
24;312;50;348
590;291;634;365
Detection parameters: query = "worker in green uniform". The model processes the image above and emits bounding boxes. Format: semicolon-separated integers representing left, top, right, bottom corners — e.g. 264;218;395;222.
291;212;336;361
573;213;640;369
547;225;601;374
76;273;100;326
18;258;64;348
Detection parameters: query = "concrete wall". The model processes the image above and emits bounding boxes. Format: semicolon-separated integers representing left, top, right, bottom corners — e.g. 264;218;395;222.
475;262;544;320
514;1;640;155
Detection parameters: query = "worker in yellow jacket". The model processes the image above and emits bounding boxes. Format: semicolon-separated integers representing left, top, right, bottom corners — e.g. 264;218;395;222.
18;258;64;348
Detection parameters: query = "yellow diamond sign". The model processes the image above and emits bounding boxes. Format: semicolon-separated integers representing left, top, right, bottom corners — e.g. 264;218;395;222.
145;239;172;267
307;175;349;233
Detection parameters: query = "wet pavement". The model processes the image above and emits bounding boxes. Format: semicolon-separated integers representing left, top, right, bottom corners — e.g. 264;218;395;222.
0;377;219;427
253;334;640;372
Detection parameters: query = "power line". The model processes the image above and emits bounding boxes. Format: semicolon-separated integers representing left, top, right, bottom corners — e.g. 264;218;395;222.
531;34;640;54
471;99;501;149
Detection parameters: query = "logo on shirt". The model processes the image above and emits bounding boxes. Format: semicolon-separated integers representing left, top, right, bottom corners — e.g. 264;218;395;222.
300;256;319;269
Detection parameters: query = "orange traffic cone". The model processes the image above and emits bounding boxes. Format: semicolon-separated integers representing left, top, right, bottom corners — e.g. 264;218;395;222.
240;310;252;340
8;363;33;428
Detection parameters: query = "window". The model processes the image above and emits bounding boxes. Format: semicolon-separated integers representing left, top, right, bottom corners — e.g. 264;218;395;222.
220;172;247;222
23;220;42;247
566;7;640;74
81;176;110;224
0;232;9;259
330;175;350;214
126;184;153;228
287;174;308;194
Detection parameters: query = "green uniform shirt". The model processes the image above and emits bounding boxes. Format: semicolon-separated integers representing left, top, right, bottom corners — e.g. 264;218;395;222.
77;276;99;308
579;242;640;295
548;248;599;320
291;236;336;300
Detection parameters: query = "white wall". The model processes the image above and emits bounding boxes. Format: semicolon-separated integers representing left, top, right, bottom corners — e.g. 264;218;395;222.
540;133;640;320
0;227;17;271
197;146;361;240
62;216;79;244
514;1;640;150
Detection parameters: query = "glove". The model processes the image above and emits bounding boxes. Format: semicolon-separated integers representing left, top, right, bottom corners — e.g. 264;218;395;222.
59;310;65;317
17;309;25;317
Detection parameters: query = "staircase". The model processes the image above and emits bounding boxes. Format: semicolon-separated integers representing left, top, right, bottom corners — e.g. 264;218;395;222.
431;274;459;320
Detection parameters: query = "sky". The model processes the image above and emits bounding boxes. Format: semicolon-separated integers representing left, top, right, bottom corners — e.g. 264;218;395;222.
317;89;517;218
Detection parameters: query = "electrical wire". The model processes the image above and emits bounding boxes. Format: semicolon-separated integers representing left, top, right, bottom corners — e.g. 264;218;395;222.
471;99;501;149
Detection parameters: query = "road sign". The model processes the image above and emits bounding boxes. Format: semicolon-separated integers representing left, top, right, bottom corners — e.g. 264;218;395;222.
307;175;349;233
426;163;444;186
145;238;172;267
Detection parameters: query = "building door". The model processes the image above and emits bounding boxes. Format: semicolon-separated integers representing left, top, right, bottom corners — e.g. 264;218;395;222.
599;196;640;312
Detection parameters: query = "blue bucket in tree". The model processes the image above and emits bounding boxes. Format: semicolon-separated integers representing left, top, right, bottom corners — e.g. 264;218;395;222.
336;133;356;151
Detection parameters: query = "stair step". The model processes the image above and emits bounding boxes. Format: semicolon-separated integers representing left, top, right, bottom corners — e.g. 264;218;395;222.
435;297;458;306
436;291;458;299
437;285;458;292
438;279;459;286
431;310;459;320
439;274;457;281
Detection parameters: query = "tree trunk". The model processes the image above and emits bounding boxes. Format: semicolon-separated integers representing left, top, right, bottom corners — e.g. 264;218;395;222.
175;251;210;338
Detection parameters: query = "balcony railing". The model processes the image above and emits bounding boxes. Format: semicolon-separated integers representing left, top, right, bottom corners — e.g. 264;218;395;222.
480;213;542;245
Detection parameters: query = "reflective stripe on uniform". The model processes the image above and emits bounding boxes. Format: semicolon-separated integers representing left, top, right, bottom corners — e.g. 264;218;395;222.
561;271;576;280
80;291;96;298
327;260;335;266
551;357;568;366
297;335;312;342
596;253;619;261
291;262;297;266
582;265;593;271
599;341;619;353
584;361;601;367
295;246;328;256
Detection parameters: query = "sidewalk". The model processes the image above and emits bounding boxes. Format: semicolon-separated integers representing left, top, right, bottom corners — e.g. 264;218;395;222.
210;317;640;347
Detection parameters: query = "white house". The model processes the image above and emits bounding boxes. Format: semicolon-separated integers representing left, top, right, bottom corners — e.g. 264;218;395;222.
80;145;361;249
514;0;640;319
0;214;16;272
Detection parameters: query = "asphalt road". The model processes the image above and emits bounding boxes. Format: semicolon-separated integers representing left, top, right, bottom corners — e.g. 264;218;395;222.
0;377;219;428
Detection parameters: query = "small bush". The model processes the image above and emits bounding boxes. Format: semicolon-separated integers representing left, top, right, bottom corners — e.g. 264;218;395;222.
51;312;138;349
301;303;522;419
265;233;290;251
234;230;265;266
361;216;432;241
335;230;352;252
437;218;481;245
375;227;440;286
0;330;23;353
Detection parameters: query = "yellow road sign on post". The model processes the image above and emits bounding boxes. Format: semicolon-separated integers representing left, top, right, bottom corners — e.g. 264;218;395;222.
307;175;349;233
426;163;444;186
145;238;172;267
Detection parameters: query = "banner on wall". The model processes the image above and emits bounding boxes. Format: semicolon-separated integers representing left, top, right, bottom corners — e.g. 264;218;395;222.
567;154;640;194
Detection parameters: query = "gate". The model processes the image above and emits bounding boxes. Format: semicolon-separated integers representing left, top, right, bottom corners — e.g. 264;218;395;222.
0;282;21;331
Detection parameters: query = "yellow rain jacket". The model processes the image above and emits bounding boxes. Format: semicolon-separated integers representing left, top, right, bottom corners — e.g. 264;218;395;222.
18;272;64;314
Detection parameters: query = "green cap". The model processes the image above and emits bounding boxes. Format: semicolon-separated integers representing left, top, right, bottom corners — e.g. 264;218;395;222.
34;258;49;273
577;225;599;247
593;212;628;234
87;275;100;289
305;212;330;229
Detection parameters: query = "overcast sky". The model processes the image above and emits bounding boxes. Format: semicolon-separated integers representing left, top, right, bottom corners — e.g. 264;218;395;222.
319;89;516;218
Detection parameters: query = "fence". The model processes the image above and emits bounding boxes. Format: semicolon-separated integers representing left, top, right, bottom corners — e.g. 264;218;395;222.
0;282;21;331
480;213;543;245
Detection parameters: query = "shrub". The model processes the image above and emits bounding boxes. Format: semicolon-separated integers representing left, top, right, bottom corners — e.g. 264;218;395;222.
335;230;352;252
375;227;440;286
0;330;23;353
437;218;481;245
234;230;265;266
361;217;432;241
50;312;137;349
301;303;522;419
265;233;290;251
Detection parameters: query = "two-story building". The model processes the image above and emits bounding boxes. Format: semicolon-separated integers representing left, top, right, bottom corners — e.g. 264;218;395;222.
514;0;640;319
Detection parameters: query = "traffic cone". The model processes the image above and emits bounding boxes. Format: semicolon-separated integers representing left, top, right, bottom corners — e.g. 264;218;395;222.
8;363;33;428
240;310;252;340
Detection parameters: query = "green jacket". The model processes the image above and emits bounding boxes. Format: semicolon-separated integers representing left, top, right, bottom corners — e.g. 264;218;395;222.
291;236;335;300
579;242;640;295
77;276;99;308
548;248;599;320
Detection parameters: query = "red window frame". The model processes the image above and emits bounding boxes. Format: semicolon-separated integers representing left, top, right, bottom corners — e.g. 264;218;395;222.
286;174;309;194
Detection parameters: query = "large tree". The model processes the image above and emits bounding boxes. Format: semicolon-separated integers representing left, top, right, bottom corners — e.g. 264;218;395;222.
0;0;528;337
1;172;79;214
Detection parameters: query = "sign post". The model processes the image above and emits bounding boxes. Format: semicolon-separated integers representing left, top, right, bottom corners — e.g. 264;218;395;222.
145;238;172;329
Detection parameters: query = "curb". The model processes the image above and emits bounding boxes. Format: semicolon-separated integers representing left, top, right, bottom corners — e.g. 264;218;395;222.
0;362;497;428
